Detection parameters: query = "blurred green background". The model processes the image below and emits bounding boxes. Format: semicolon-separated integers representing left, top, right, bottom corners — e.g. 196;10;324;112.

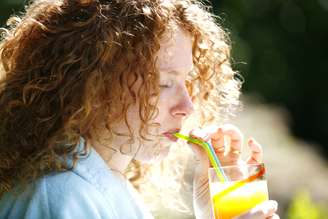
211;0;328;158
211;1;328;217
1;0;327;218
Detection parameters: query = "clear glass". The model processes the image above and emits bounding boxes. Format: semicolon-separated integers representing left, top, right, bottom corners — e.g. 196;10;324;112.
208;163;269;219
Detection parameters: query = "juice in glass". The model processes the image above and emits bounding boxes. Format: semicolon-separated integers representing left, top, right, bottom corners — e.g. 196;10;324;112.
208;164;269;219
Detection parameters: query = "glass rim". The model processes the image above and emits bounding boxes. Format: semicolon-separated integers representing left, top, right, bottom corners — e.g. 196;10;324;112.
208;162;265;171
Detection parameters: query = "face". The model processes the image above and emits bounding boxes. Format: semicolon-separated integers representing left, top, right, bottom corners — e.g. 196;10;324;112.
106;26;195;163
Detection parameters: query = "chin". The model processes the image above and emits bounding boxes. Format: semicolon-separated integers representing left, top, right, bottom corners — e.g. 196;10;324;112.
138;147;170;164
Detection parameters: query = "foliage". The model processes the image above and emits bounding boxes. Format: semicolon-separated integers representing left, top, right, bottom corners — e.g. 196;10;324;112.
212;0;328;158
287;190;328;219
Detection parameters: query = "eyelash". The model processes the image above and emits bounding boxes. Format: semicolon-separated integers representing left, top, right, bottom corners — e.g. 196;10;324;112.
159;80;173;88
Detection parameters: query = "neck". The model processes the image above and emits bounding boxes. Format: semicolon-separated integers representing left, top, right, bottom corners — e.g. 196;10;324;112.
88;138;133;175
106;151;132;174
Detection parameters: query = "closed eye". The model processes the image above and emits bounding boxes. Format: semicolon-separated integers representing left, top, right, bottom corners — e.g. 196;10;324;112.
159;84;171;88
159;80;173;88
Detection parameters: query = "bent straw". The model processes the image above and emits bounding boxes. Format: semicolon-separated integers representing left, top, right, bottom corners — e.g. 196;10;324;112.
173;133;228;182
213;164;266;200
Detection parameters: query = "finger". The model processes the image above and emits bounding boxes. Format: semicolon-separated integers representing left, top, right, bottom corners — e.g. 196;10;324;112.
236;200;278;219
213;124;243;157
246;137;263;164
267;214;280;219
188;128;211;166
190;128;211;142
224;129;243;159
211;128;225;154
190;126;225;155
250;200;278;218
189;128;211;155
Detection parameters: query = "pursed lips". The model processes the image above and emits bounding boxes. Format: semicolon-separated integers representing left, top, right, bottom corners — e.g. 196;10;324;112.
162;128;180;142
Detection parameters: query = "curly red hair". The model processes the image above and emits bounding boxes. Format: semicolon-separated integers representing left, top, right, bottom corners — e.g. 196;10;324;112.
0;0;241;195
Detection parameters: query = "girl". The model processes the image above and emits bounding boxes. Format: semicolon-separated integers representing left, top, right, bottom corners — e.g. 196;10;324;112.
0;0;278;218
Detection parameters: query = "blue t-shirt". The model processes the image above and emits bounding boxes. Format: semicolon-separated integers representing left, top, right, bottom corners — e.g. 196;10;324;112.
0;138;154;219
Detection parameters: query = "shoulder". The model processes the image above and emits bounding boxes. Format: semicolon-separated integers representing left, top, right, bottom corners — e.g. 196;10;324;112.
45;171;114;218
0;171;113;219
43;170;98;198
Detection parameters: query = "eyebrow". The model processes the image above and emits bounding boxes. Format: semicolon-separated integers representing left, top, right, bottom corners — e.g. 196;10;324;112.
167;70;180;76
163;69;194;76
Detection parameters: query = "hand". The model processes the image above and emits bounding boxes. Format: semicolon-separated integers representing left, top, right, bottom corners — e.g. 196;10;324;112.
188;124;278;219
189;123;263;171
234;200;279;219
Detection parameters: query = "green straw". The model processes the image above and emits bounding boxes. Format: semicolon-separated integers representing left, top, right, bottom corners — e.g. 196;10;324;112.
173;133;228;182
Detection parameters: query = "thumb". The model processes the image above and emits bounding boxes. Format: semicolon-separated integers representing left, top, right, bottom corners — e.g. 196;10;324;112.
188;140;210;168
234;200;278;219
189;141;206;158
187;129;211;165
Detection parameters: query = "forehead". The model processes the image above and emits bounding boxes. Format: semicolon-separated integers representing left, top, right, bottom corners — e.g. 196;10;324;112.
156;25;193;73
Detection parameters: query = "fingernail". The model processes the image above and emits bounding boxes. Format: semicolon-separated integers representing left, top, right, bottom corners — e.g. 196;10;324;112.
273;201;278;210
190;129;207;139
269;200;278;210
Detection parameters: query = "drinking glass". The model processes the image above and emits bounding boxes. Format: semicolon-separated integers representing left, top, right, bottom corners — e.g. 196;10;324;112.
208;163;269;219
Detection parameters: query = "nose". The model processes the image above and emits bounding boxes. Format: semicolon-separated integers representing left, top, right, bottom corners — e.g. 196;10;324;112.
170;88;194;118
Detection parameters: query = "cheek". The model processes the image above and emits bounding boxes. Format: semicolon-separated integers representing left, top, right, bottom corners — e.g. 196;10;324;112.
155;91;173;119
124;104;142;131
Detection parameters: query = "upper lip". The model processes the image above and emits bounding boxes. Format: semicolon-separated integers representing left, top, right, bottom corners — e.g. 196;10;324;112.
163;128;181;135
162;128;181;141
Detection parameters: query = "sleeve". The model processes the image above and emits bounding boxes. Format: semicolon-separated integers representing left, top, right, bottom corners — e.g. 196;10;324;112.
0;172;116;219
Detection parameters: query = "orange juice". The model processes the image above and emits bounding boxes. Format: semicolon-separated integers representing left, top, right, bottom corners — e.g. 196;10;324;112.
209;180;269;219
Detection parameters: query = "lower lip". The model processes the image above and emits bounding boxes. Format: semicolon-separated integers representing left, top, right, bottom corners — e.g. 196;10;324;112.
163;133;178;142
